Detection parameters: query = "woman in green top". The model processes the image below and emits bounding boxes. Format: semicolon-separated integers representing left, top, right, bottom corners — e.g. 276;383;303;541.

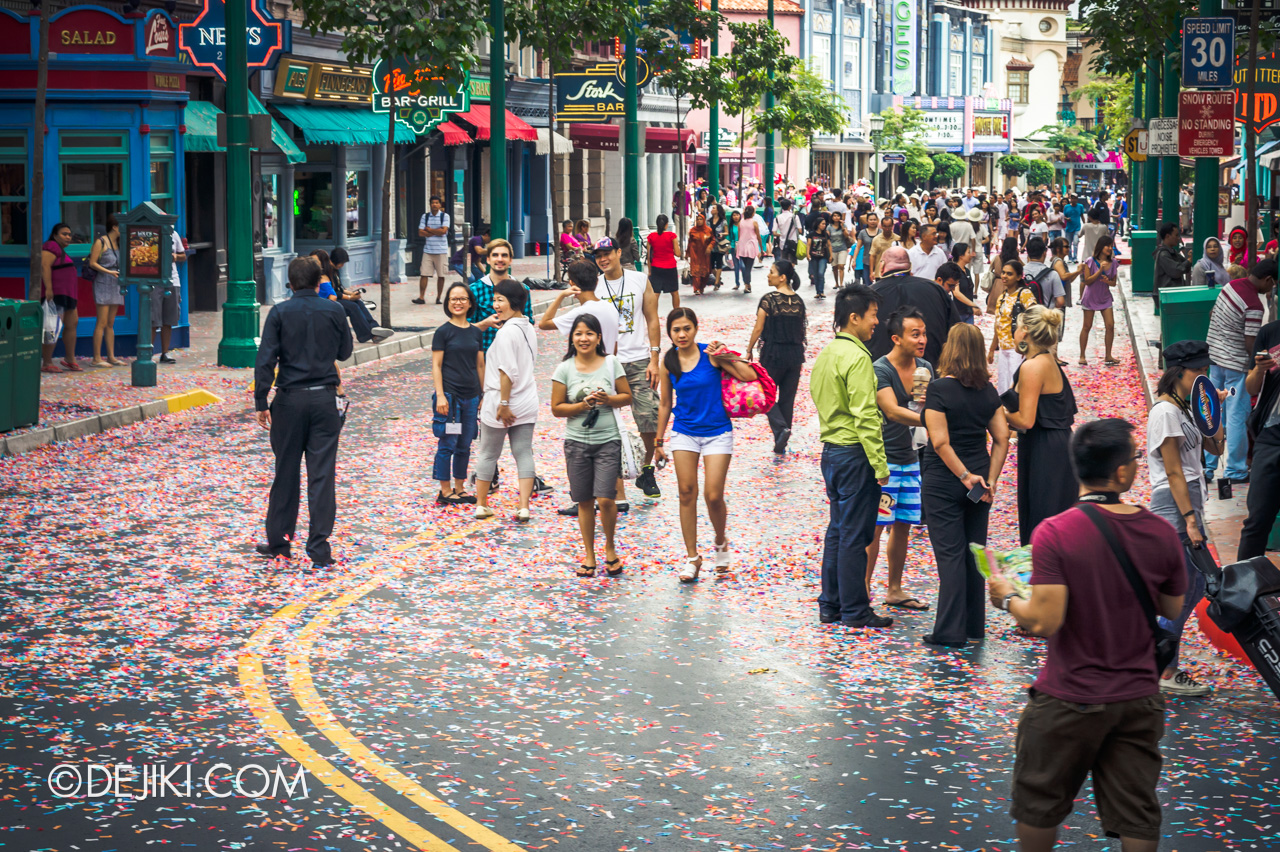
728;209;743;290
551;313;633;578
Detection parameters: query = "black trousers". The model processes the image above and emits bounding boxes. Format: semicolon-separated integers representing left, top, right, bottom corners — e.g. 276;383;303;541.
922;463;991;643
763;359;802;441
1239;439;1280;560
265;387;343;563
340;298;376;342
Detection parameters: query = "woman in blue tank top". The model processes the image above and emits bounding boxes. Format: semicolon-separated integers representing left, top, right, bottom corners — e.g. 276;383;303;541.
654;308;758;583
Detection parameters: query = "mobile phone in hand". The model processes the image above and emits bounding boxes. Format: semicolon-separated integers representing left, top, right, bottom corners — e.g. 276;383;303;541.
967;481;987;503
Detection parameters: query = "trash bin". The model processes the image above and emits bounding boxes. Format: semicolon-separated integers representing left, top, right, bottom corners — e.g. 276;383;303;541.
12;299;42;429
1158;286;1220;363
1130;230;1157;295
0;300;15;433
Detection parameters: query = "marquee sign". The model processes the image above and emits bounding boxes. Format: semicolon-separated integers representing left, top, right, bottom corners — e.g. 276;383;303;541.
371;59;469;135
178;0;290;82
554;61;652;122
890;0;916;95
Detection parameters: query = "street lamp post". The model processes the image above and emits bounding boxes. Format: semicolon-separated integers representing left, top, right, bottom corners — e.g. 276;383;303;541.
709;0;719;198
624;29;639;224
490;0;507;241
869;114;884;199
764;0;775;192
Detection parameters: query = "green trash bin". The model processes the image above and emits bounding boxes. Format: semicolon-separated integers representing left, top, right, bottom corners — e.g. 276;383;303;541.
1158;286;1220;362
0;300;15;433
1130;230;1157;296
12;300;42;429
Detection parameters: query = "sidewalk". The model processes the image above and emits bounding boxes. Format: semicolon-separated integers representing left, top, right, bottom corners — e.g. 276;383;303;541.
1117;263;1277;565
1;269;564;456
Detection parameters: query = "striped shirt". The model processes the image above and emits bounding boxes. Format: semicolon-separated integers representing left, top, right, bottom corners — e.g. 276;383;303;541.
1207;279;1264;372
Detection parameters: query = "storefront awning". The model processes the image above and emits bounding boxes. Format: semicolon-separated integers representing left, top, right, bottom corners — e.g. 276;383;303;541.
438;120;471;147
273;102;417;146
452;104;539;143
182;98;305;164
536;127;573;155
249;93;306;164
645;127;697;154
569;123;619;151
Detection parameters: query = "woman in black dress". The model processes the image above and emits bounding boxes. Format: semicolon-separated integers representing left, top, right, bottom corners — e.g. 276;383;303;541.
746;260;807;454
1001;305;1078;545
921;324;1011;647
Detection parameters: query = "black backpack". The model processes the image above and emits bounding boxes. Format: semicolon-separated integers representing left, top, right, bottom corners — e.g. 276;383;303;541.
1027;266;1055;306
1009;285;1035;331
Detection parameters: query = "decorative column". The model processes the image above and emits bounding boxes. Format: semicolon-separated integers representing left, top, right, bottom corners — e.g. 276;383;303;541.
490;0;507;239
217;0;258;366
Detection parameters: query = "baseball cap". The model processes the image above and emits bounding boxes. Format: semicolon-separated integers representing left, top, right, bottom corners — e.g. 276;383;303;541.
594;237;619;252
1162;340;1211;370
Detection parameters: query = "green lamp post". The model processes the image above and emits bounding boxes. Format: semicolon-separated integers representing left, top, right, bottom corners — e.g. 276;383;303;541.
217;0;258;367
118;202;176;388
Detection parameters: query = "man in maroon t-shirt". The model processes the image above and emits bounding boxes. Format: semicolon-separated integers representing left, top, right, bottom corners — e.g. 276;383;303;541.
986;419;1186;851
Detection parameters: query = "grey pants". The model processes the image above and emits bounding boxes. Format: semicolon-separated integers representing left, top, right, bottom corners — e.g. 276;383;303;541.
474;422;537;481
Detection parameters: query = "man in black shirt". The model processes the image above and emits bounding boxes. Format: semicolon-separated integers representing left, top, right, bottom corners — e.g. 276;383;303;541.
867;246;958;366
1239;320;1280;559
255;257;354;566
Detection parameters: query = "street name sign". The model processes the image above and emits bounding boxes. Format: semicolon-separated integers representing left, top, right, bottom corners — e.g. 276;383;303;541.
1147;117;1179;157
883;152;907;164
1183;17;1235;88
1179;90;1236;157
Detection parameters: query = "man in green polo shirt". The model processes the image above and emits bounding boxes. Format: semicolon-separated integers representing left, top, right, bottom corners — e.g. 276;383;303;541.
809;284;894;630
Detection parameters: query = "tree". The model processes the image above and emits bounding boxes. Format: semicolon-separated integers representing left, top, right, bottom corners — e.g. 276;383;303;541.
1079;0;1197;76
1070;76;1132;146
294;0;489;326
1027;159;1055;187
753;64;846;185
904;148;934;185
510;0;651;272
996;154;1030;177
720;21;799;197
1033;124;1099;159
871;106;928;194
931;152;966;185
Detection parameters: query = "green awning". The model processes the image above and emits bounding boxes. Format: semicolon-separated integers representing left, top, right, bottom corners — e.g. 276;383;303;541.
273;102;417;146
248;93;306;164
181;98;305;164
183;100;223;153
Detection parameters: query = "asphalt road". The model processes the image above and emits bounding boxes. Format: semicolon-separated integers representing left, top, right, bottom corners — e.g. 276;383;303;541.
1;280;1277;852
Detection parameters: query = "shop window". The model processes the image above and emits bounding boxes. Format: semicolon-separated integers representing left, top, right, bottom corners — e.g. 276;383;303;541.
811;34;832;82
149;132;175;213
59;132;128;248
345;170;368;238
0;134;29;249
263;172;282;250
1008;70;1029;104
971;56;984;95
295;169;334;240
842;38;860;89
950;52;964;96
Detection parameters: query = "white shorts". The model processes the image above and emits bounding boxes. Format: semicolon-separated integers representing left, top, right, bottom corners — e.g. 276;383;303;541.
421;252;449;278
669;430;734;456
995;348;1023;395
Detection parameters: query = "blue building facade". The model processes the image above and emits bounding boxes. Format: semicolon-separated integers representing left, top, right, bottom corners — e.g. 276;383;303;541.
0;5;189;355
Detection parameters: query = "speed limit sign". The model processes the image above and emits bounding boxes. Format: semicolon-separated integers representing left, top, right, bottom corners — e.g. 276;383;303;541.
1183;17;1235;88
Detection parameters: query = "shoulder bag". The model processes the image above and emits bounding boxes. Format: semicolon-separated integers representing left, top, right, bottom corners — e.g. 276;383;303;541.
716;348;777;418
1079;504;1179;674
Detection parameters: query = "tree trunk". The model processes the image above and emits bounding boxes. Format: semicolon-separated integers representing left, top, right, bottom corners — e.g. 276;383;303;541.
739;109;747;200
1246;0;1263;262
380;100;395;327
548;45;561;281
29;7;48;298
676;91;686;245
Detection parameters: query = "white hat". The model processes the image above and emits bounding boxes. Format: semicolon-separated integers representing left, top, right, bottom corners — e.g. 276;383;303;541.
966;206;983;222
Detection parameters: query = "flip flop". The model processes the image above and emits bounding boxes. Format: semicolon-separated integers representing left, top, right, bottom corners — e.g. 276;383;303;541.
576;564;597;578
60;359;84;372
884;598;930;611
605;558;624;577
411;298;426;305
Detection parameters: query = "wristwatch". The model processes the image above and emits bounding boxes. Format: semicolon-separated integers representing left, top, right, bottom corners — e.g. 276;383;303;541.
999;592;1020;611
654;437;665;446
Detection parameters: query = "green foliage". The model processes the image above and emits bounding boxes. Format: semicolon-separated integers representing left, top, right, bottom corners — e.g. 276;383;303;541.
1071;77;1132;146
753;64;847;143
872;106;928;152
635;2;725;111
507;0;641;74
1078;0;1197;77
720;22;800;121
1026;160;1055;187
1034;124;1099;158
932;152;966;183
903;145;934;184
996;154;1030;177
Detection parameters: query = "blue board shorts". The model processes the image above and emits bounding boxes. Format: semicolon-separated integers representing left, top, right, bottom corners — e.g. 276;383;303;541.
877;462;922;525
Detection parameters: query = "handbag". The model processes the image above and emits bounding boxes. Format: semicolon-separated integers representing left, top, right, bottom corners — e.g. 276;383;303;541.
1079;504;1179;675
618;428;646;480
717;349;777;418
795;238;809;261
431;392;459;439
41;299;63;345
978;267;995;293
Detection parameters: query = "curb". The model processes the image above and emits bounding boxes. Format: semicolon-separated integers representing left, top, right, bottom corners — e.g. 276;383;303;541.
1117;274;1156;408
0;388;225;459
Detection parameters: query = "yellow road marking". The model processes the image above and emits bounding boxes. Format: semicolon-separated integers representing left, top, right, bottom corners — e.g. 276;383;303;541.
239;519;518;852
163;388;224;413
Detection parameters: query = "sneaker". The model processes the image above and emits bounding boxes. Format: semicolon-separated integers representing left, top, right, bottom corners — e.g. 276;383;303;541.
636;465;661;499
159;353;177;364
1160;670;1213;696
371;327;394;341
533;475;555;495
773;427;791;455
557;503;579;516
845;613;894;629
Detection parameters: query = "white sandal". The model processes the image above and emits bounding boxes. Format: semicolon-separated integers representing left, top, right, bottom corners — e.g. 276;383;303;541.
475;506;495;519
713;539;731;574
678;556;702;583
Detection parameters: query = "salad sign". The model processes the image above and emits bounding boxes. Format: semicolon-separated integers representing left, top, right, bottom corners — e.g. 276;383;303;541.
117;202;176;388
371;58;469;135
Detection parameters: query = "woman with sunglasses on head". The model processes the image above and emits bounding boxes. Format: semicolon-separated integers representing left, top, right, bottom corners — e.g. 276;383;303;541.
655;308;758;582
431;282;485;505
551;313;633;577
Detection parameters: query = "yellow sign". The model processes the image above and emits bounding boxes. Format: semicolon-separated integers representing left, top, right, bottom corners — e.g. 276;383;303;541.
1124;129;1148;162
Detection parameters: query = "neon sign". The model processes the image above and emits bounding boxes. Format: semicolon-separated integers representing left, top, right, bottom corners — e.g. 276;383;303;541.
178;0;290;82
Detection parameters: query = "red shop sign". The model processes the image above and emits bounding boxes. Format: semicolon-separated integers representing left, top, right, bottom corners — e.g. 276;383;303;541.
1179;90;1235;158
142;11;176;58
51;8;133;55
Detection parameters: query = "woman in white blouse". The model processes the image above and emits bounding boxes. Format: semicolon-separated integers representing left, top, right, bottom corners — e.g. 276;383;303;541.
474;280;540;521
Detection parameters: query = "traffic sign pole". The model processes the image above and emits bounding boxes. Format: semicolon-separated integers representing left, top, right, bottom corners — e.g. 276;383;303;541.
709;0;719;198
1194;0;1227;254
217;0;258;367
1162;35;1181;231
1132;68;1143;226
1142;54;1160;231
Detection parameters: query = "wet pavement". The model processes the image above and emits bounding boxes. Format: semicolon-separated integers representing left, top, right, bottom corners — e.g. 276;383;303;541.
1;280;1276;852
